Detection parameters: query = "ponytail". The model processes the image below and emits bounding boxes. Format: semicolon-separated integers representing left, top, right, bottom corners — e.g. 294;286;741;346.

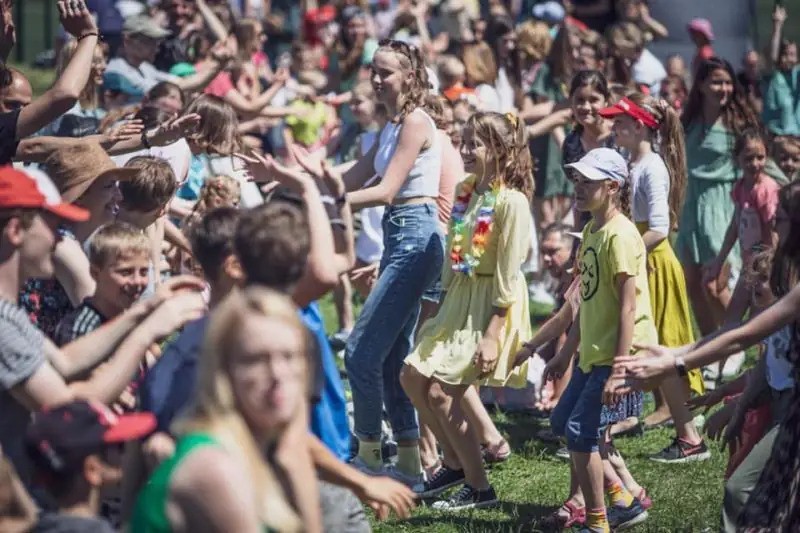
504;112;535;200
656;100;687;231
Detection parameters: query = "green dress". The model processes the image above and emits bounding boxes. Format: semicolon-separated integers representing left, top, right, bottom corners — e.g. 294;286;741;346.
528;63;571;199
131;432;276;533
676;121;741;268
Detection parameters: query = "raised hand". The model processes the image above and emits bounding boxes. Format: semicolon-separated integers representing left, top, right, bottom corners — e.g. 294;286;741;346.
58;0;97;39
295;150;345;198
103;119;144;145
144;291;207;341
150;113;202;146
235;151;313;192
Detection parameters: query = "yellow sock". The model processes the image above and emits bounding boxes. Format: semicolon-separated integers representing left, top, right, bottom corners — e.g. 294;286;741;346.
396;445;422;477
587;508;610;533
357;440;382;470
605;481;634;508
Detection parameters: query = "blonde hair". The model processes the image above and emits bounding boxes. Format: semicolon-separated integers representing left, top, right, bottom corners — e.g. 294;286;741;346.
462;42;498;86
376;39;430;122
87;222;151;268
56;40;104;110
184;175;241;229
436;54;466;87
517;20;552;63
175;287;305;532
626;92;687;231
465;111;534;199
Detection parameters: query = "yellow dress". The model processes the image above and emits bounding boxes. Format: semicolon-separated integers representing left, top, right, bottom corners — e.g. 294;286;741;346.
405;183;532;387
636;222;705;395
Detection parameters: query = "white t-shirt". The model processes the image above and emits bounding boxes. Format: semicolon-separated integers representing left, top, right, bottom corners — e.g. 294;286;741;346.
355;130;385;264
475;83;501;113
633;48;667;97
765;326;794;392
106;57;178;94
112;139;192;185
495;68;516;113
630;152;670;236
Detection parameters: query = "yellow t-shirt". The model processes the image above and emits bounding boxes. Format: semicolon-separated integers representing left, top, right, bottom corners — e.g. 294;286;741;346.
577;213;658;373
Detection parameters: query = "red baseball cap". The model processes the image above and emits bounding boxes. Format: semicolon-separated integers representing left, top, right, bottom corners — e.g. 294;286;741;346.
26;401;156;476
0;166;90;222
598;97;659;129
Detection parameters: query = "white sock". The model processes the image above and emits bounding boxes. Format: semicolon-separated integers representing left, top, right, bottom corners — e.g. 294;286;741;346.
357;440;382;470
397;445;422;477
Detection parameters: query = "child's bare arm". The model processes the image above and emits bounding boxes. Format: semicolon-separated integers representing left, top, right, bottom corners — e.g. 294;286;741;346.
614;273;637;360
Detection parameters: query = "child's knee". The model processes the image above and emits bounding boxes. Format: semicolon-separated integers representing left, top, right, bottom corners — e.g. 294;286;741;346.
565;419;601;453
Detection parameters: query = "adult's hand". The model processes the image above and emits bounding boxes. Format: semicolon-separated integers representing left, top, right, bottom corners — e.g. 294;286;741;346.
353;475;417;521
614;343;678;390
58;0;97;39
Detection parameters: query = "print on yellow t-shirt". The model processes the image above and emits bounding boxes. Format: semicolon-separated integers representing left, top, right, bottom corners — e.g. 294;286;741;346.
578;214;658;373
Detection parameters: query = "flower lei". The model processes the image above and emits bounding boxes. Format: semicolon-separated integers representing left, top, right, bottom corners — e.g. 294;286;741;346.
449;175;501;275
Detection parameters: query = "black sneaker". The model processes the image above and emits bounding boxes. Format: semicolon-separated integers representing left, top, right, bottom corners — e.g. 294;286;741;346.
608;499;648;530
413;466;465;498
431;484;498;511
650;437;711;464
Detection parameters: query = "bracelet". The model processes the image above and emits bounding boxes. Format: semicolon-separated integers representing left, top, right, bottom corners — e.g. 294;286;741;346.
141;129;153;149
77;32;99;41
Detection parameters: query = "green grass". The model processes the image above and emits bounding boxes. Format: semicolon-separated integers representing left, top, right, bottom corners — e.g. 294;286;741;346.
318;296;730;532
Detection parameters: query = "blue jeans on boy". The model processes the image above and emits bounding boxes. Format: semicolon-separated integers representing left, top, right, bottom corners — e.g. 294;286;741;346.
345;203;444;442
550;365;613;453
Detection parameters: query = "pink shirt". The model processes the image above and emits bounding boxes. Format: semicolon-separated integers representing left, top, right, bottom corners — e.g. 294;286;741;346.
731;174;780;257
436;131;464;233
203;71;235;98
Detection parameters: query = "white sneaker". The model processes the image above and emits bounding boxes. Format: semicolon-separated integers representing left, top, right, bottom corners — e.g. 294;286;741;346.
381;464;425;487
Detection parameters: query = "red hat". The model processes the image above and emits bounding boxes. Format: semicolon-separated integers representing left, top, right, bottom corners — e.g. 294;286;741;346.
687;18;715;42
26;401;156;477
598;97;659;129
0;166;90;222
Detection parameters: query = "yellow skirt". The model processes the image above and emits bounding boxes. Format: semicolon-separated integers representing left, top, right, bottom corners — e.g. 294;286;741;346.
405;273;531;388
641;225;704;395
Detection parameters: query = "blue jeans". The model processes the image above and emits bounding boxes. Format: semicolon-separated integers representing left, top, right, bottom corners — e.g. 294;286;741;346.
550;365;612;453
345;203;444;441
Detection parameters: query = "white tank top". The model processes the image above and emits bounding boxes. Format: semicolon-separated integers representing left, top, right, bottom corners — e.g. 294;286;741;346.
373;108;441;199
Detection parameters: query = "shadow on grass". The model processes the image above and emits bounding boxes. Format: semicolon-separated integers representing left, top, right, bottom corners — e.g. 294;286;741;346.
394;500;557;532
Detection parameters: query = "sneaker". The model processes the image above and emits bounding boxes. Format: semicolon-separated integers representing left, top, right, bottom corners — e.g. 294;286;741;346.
650;438;711;464
382;464;424;487
608;499;648;530
431;484;498;511
555;446;570;460
413;466;465;498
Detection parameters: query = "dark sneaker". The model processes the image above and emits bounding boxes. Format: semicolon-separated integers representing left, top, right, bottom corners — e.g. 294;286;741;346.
608;499;649;530
413;466;465;498
650;438;711;464
431;484;498;511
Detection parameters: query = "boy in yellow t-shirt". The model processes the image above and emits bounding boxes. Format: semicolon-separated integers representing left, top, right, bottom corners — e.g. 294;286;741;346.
546;148;656;532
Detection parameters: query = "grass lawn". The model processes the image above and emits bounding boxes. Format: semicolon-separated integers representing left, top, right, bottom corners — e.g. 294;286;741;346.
317;295;729;532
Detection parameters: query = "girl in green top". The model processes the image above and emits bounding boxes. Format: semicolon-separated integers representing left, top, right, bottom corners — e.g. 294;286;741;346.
131;288;307;533
676;57;760;338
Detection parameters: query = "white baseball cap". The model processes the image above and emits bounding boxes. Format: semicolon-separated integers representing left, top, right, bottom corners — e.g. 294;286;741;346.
565;148;628;184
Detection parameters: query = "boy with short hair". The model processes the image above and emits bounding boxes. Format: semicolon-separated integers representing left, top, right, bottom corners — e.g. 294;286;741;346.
118;156;178;229
25;400;156;532
54;222;152;347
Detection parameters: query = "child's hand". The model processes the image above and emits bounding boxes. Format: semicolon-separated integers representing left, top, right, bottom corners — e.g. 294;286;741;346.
102;119;144;145
512;342;536;368
473;337;499;378
773;5;788;26
602;373;626;405
616;343;677;390
723;402;748;451
542;352;569;383
150;113;202;146
704;401;734;441
685;387;726;413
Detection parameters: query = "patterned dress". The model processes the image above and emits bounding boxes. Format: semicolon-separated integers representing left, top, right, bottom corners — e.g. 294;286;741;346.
739;324;800;530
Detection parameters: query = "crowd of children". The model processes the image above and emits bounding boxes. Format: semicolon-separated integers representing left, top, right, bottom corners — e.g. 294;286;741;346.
0;0;800;532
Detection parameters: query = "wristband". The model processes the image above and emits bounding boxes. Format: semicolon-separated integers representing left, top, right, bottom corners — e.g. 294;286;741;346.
77;32;99;41
674;355;688;377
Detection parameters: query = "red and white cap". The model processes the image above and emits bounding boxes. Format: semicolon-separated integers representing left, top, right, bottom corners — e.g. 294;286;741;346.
0;166;89;222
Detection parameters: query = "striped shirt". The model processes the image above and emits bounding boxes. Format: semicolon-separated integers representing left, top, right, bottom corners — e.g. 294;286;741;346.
53;299;107;347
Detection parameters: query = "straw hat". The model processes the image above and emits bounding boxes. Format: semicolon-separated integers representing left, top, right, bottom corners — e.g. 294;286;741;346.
44;141;139;203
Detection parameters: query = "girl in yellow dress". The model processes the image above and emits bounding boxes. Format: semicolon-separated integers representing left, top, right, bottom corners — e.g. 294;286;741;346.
400;111;533;511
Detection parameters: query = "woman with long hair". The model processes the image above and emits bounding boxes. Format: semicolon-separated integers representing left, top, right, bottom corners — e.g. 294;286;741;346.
132;287;305;532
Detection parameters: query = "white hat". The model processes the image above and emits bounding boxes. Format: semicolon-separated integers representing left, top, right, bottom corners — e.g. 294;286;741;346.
565;148;628;184
532;1;566;24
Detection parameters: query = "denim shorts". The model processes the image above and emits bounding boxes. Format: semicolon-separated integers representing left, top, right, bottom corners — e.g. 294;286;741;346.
550;365;612;453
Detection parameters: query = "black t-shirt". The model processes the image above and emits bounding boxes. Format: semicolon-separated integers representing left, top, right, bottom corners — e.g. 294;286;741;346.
34;513;115;533
0;109;20;165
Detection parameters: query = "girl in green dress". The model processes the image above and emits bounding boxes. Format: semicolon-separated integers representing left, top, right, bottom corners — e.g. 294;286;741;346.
676;57;760;338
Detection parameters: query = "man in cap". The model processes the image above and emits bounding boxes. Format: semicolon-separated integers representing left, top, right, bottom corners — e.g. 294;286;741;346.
0;166;204;490
25;400;156;531
104;14;230;96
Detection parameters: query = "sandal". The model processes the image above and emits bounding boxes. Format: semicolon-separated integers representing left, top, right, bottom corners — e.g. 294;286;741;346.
541;500;586;529
481;439;511;464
